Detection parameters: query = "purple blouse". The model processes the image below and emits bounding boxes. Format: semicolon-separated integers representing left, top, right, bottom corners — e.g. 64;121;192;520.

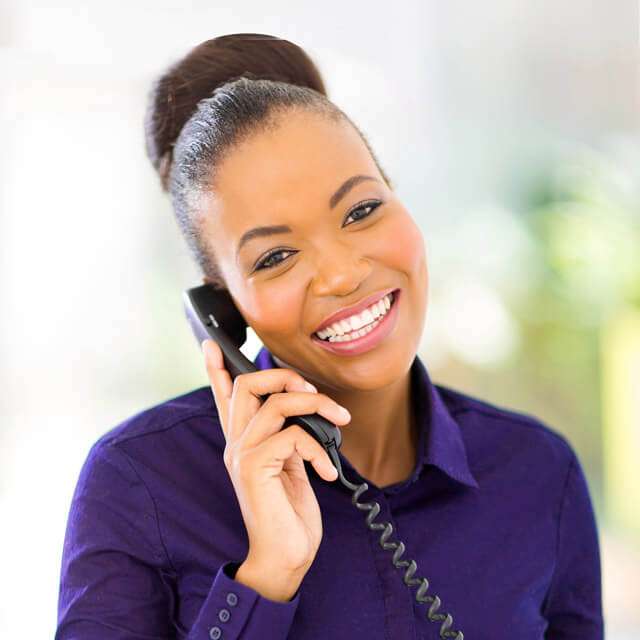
55;346;604;639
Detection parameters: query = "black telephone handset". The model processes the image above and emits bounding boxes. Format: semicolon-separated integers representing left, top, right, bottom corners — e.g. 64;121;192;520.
182;282;465;639
182;283;342;452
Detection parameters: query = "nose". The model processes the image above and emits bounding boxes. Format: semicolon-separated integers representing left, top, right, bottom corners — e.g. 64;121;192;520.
310;240;372;297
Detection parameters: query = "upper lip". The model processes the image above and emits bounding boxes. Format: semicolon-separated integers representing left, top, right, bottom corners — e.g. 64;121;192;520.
312;287;398;334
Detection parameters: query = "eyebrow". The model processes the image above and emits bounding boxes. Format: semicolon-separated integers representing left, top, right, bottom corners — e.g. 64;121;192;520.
235;174;381;258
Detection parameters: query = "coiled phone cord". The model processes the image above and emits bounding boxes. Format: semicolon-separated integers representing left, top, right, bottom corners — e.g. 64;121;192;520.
326;443;465;640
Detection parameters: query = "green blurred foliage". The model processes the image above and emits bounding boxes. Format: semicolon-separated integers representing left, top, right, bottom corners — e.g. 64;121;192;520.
507;140;639;511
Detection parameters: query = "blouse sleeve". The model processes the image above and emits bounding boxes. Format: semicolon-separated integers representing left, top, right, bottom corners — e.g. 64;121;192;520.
55;442;300;640
542;452;604;639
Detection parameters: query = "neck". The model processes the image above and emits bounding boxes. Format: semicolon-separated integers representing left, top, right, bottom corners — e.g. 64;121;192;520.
315;367;417;488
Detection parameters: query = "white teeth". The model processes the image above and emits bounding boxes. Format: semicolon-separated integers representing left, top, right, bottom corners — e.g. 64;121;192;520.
315;292;395;341
330;319;380;342
360;308;375;326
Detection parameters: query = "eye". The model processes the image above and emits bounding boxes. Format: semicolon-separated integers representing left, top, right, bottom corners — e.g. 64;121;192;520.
343;200;382;226
254;248;297;271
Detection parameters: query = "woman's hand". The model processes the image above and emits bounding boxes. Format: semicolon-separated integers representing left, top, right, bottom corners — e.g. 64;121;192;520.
201;339;351;586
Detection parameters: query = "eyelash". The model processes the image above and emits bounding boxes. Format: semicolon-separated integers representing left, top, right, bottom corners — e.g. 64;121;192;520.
253;200;382;271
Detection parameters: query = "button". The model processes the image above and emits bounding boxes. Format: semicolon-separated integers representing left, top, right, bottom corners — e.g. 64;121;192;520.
218;608;230;623
226;592;238;606
209;626;221;639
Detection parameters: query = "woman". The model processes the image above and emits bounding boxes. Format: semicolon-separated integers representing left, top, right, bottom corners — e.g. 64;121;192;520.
56;33;604;639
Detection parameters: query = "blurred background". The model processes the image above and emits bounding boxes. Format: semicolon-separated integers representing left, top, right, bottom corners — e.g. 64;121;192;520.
1;1;638;637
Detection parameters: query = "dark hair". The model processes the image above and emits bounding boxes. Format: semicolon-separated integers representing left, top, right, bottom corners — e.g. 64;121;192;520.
144;33;392;289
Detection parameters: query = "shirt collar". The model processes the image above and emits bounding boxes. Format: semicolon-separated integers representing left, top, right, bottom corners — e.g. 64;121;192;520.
411;354;479;489
253;346;479;490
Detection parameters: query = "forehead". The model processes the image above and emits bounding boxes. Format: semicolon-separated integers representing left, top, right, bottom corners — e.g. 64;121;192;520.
205;110;380;230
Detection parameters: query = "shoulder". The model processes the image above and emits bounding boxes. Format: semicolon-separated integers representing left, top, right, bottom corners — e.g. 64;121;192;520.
70;385;229;527
437;383;578;473
96;385;220;447
85;385;226;481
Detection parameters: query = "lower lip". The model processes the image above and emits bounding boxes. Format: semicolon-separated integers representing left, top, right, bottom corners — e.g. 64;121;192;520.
311;289;401;356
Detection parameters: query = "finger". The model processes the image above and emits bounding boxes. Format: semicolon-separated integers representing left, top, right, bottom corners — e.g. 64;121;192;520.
202;339;233;436
251;424;339;482
227;368;318;444
240;390;350;450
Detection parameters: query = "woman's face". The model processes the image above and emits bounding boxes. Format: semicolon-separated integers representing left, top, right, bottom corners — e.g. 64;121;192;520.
200;109;428;392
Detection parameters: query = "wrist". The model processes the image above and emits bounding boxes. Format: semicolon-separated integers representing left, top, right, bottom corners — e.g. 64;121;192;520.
234;558;303;603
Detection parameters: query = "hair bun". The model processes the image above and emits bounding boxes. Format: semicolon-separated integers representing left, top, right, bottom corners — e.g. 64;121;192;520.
144;33;326;191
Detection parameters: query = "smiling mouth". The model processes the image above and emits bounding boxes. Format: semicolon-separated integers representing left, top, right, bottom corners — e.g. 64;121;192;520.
311;289;399;343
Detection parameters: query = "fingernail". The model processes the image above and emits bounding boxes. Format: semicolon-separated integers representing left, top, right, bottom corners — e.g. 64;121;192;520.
304;381;317;392
338;406;350;420
201;339;209;353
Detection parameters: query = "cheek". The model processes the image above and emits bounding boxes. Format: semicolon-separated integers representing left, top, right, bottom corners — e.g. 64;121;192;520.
237;283;304;335
374;210;426;275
